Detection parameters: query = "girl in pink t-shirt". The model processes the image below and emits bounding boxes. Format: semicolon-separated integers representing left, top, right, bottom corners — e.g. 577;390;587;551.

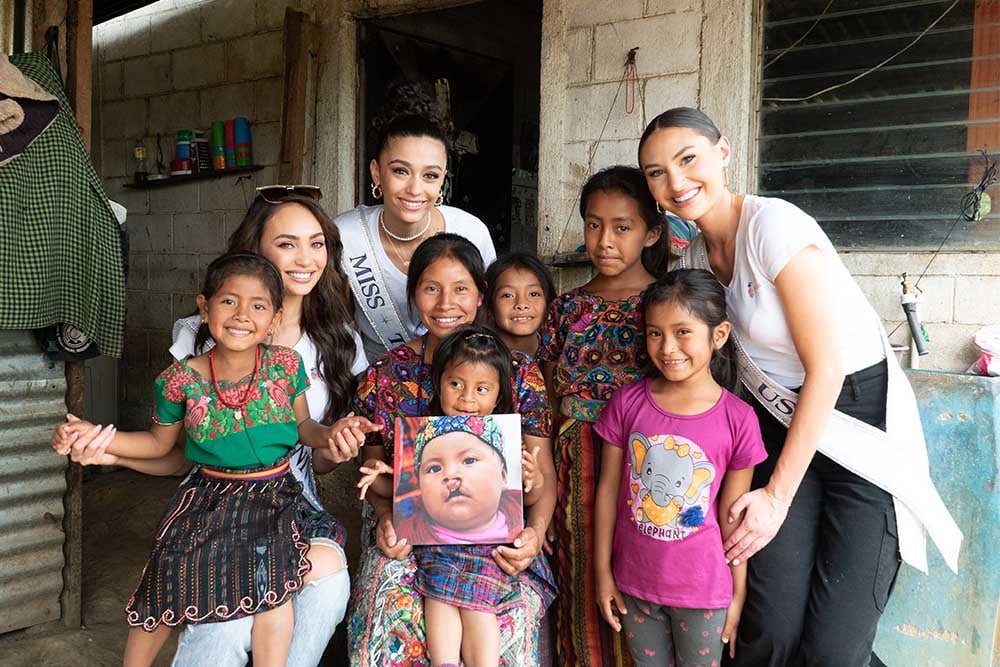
593;269;767;666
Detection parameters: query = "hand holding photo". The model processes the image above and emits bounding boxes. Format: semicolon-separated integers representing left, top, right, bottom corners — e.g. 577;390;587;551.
392;414;524;546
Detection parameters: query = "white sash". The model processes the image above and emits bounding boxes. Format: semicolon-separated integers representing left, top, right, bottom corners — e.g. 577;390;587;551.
339;206;410;352
681;236;962;573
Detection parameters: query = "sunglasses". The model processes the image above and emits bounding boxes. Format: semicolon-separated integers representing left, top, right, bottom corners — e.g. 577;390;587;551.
255;184;323;204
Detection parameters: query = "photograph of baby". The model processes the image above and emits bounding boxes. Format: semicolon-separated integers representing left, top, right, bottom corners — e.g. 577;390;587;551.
392;414;524;546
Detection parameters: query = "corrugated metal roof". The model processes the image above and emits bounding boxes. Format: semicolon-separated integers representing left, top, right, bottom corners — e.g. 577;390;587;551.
0;331;67;634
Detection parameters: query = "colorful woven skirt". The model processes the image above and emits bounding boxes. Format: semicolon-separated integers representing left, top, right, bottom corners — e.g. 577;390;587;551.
414;544;557;615
552;416;632;667
125;458;313;630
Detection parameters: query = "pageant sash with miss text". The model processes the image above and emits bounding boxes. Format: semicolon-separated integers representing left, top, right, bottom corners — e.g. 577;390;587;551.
340;206;410;352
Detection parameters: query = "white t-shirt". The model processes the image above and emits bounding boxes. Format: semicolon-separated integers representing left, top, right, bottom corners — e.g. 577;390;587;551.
169;315;368;509
703;195;885;387
334;204;497;361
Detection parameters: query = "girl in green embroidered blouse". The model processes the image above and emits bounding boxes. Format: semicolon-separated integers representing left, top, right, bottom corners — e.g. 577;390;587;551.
52;253;379;667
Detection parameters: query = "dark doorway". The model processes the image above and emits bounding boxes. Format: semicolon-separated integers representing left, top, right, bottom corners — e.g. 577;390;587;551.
359;0;543;253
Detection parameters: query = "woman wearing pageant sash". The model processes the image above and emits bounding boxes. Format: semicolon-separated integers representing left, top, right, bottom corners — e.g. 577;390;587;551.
334;81;497;363
637;107;960;666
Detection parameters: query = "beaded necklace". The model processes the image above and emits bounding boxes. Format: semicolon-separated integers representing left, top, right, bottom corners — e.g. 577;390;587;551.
209;345;261;421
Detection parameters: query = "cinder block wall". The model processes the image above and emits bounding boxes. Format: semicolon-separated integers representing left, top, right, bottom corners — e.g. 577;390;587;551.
92;0;313;428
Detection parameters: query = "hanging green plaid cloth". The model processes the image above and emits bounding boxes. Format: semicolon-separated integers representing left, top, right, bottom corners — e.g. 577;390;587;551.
0;53;124;357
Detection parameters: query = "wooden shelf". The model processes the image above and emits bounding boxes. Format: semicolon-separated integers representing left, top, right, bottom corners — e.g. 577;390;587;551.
122;164;263;189
547;251;592;268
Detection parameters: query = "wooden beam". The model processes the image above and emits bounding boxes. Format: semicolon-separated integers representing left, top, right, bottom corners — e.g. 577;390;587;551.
32;0;92;630
279;8;317;185
66;0;92;149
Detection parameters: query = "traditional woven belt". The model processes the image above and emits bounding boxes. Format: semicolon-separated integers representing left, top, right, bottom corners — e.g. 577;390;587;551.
199;459;290;481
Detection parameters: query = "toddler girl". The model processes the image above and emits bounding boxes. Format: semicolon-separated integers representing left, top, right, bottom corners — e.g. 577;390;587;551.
593;269;767;665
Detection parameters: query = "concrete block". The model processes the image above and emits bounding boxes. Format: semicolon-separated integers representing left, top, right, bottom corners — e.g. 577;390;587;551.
566;82;645;143
105;178;150;217
98;62;123;101
568;0;643;27
645;0;701;15
148;91;200;133
223;209;249;239
150;181;201;214
100;139;130;179
148;331;174;367
127;289;174;331
172;292;199;324
148;5;202;53
122;329;149;369
199;82;255;128
841;251;936;277
256;0;317;30
201;0;258;42
126;253;149;291
644;73;699;119
227;32;284;82
101;99;147;139
200;174;254;211
887;321;980;372
126;214;173;253
253;77;283;122
590;139;642;170
910;252;1000;276
568;28;593;84
251;122;281;165
955;276;1000;324
123;53;172;97
856;275;954;324
173;213;226;254
101;16;151;61
594;13;701;81
172;43;226;89
149;253;202;293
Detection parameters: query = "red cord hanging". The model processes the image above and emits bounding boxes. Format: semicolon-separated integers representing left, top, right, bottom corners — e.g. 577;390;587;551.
624;47;639;114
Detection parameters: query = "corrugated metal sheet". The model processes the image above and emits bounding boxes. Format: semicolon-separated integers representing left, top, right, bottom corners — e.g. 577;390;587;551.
0;331;67;634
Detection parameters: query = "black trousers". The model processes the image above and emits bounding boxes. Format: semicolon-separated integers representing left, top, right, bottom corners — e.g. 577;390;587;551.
727;360;901;667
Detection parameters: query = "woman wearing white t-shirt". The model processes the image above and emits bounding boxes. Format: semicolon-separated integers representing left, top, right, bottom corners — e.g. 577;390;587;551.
637;108;960;666
335;82;496;361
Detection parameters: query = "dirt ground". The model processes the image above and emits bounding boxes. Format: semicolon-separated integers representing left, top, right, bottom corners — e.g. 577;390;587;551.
0;466;364;667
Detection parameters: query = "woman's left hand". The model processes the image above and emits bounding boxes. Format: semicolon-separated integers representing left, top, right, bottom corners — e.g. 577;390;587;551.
723;488;790;565
493;526;541;575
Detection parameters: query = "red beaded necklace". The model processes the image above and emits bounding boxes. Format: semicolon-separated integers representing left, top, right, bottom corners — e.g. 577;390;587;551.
209;345;261;421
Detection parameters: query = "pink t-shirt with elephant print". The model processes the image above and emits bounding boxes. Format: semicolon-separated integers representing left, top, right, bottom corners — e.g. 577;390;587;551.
594;379;766;608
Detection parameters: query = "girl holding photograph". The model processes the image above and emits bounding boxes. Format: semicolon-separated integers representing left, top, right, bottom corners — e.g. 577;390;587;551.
358;326;556;667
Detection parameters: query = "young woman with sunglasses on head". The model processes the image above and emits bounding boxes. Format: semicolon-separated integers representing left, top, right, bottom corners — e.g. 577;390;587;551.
63;186;368;666
334;80;497;362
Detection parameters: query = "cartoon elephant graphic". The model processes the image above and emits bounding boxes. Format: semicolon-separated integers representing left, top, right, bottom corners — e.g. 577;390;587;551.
629;433;716;528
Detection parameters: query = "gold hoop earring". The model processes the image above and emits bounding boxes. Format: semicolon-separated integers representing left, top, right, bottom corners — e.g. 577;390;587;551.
435;192;444;207
656;201;664;214
371;182;383;200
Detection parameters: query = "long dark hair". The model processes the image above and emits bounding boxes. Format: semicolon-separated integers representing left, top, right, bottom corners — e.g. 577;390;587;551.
406;233;488;317
227;194;357;424
370;80;452;160
638;107;723;159
194;253;284;352
429;325;515;415
484;251;557;318
579;166;670;278
640;268;736;391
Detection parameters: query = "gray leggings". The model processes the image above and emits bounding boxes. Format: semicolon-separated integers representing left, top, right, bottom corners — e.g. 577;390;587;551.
620;592;726;667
